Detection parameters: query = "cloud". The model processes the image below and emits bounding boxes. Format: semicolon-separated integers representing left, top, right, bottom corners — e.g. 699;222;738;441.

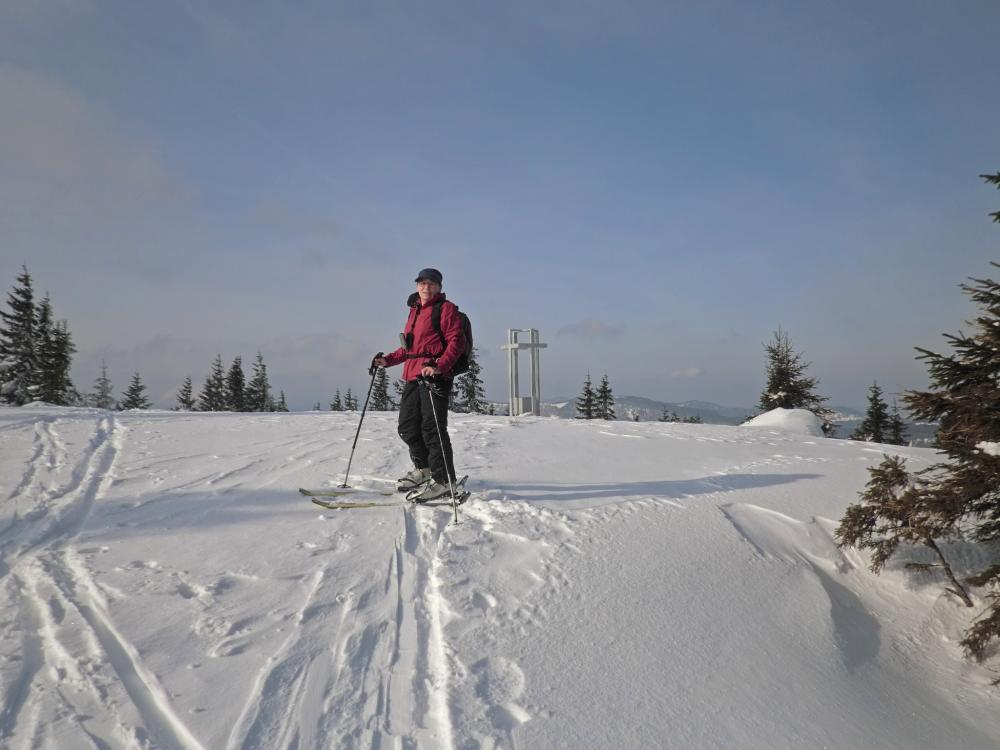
670;367;704;379
556;318;624;338
0;65;184;256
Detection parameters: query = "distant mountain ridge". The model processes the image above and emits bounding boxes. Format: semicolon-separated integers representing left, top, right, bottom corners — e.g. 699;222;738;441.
541;395;757;424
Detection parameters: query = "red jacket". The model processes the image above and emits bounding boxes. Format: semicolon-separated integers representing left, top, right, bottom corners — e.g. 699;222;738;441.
384;292;465;381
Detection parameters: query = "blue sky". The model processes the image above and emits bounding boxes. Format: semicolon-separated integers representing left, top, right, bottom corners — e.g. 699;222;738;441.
1;1;997;410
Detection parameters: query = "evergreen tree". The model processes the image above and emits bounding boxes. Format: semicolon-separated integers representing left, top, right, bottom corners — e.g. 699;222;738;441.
392;378;405;411
836;455;972;607
758;328;833;433
226;356;246;412
982;171;1000;223
330;389;343;411
312;401;321;411
30;294;77;406
176;376;196;411
0;266;39;405
345;388;356;411
90;361;116;410
683;415;703;424
120;372;152;410
48;322;77;405
487;402;496;416
596;373;615;420
198;354;228;411
276;390;289;412
659;409;679;423
836;178;1000;674
244;352;271;412
575;373;595;419
371;368;390;410
887;401;908;446
899;260;1000;665
851;381;890;442
34;294;54;401
454;347;486;413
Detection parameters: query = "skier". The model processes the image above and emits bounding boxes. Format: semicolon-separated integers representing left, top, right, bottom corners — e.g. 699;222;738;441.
373;268;464;501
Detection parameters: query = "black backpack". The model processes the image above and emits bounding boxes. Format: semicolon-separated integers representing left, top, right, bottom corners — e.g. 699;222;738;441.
431;301;473;376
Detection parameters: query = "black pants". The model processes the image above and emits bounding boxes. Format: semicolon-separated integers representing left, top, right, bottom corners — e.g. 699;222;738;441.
397;379;456;484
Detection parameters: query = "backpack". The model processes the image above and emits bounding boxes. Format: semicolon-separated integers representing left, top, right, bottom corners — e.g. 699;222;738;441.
431;301;473;376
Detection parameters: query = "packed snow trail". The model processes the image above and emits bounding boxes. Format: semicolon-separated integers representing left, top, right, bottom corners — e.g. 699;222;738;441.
1;406;999;749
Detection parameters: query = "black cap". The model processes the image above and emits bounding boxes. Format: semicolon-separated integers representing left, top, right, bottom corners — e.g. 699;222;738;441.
414;268;443;284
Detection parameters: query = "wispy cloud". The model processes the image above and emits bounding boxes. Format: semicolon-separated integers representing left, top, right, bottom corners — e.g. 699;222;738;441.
0;65;184;255
557;319;624;338
671;367;704;379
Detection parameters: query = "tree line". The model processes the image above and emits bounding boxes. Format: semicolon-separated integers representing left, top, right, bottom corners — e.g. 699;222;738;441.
0;267;77;406
0;268;293;412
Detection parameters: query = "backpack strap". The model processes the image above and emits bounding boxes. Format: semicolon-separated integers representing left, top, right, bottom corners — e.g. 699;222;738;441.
430;300;448;350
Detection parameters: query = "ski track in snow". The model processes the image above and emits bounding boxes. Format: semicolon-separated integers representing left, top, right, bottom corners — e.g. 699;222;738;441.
0;413;206;750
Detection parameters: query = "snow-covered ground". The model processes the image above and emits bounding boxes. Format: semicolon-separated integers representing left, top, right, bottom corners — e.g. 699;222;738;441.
2;406;998;749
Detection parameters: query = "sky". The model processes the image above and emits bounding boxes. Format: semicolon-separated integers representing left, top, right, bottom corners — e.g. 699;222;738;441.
1;0;998;410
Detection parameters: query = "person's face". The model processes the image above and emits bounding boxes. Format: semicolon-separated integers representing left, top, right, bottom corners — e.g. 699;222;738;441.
416;279;440;303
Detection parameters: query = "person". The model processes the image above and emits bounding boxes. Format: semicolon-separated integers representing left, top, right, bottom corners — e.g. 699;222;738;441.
373;268;464;501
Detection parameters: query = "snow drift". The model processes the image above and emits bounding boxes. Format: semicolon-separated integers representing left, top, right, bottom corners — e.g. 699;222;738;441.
742;407;826;436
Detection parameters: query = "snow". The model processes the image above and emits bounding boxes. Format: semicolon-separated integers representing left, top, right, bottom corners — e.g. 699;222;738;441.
743;407;826;436
976;442;1000;456
2;406;999;749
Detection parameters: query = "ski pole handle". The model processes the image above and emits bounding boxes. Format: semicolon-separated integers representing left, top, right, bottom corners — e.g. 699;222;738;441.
369;351;385;376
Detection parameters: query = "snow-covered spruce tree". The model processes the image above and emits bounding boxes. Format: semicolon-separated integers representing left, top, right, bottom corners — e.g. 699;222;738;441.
46;323;77;405
900;260;1000;664
835;455;973;607
684;415;703;424
244;352;271;412
344;388;355;411
198;354;228;412
226;356;246;412
0;266;39;405
276;390;289;412
120;372;152;410
851;381;890;442
575;373;595;419
176;376;196;411
370;367;390;411
758;328;834;433
454;347;486;413
35;295;74;405
596;373;615;420
888;401;908;446
392;378;405;411
330;389;343;411
90;362;116;410
659;409;679;423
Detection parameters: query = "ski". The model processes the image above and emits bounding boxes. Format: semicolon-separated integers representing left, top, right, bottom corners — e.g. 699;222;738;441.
299;486;395;498
311;492;471;510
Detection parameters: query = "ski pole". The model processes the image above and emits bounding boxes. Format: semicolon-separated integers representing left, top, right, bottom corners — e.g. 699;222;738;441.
419;376;460;524
340;352;383;489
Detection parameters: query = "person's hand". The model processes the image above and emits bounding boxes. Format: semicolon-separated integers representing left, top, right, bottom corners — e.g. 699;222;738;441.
421;365;440;378
373;356;388;368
